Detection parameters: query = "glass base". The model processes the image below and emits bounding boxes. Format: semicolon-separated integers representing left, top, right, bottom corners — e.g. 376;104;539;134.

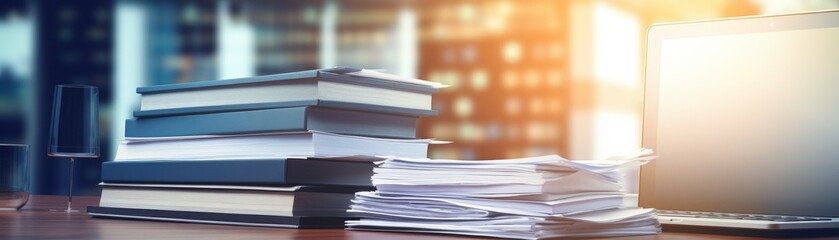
0;207;21;211
0;191;29;210
49;208;80;213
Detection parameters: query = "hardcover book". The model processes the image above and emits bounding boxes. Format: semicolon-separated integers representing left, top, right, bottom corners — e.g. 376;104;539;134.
101;159;374;187
96;184;361;217
126;106;419;138
88;207;352;229
135;67;444;116
114;131;433;161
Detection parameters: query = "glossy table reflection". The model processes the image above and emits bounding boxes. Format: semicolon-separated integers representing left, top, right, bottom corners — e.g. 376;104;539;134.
0;195;835;239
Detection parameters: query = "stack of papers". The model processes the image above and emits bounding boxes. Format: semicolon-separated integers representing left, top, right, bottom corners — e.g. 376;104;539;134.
346;149;661;239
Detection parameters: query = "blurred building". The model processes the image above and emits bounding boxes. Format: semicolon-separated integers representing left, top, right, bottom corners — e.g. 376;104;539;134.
416;1;571;159
0;0;835;195
0;2;33;144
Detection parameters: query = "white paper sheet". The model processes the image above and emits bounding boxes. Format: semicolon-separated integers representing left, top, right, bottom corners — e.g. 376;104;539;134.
345;69;449;88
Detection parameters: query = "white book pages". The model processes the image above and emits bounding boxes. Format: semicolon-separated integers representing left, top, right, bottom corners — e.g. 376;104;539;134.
114;131;435;161
99;183;301;192
122;130;437;143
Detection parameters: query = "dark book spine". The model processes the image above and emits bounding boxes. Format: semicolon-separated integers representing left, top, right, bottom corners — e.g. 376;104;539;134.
87;206;351;229
125;107;309;137
101;159;374;187
307;107;418;139
127;106;419;138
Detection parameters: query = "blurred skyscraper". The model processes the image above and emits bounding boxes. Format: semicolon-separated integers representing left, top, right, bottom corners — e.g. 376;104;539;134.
416;1;571;159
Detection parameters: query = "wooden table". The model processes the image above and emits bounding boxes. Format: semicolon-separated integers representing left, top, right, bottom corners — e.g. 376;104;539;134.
1;195;836;239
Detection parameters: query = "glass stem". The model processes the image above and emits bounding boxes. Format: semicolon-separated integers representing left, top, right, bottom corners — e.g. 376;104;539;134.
67;157;74;212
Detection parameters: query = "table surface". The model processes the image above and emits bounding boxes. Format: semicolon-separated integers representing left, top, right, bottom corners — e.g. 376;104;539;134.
1;195;837;240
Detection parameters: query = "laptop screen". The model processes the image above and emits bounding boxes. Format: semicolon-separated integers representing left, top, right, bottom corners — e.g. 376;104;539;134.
640;10;839;218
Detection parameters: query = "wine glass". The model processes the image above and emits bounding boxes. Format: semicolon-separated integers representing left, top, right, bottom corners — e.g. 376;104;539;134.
47;85;99;212
0;144;29;210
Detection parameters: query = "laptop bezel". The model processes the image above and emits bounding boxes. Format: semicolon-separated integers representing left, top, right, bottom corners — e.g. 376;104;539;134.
640;9;839;222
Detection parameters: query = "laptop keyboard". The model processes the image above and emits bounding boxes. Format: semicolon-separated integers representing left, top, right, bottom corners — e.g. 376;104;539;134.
659;210;833;222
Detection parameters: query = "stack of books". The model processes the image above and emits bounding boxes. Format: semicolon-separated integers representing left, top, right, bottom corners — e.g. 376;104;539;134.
346;149;662;238
88;67;444;228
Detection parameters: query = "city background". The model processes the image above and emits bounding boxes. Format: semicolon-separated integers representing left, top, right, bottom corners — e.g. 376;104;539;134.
0;0;836;195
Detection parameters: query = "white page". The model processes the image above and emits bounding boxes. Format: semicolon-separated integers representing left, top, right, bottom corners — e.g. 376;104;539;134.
372;172;622;191
345;69;449;88
349;149;660;239
346;211;659;240
384;155;563;165
385;191;628;202
549;208;656;223
351;192;628;217
350;204;492;219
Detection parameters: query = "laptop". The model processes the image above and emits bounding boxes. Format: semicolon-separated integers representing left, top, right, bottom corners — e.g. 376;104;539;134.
640;9;839;230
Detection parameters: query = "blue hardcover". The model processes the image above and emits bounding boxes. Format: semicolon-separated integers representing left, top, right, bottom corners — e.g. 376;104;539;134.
133;100;437;118
136;67;438;94
100;159;374;187
87;206;353;228
125;106;419;138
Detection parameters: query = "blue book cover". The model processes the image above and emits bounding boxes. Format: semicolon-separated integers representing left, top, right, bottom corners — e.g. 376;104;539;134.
134;68;441;117
133;100;437;118
88;206;352;229
126;105;419;138
136;67;438;94
100;159;374;188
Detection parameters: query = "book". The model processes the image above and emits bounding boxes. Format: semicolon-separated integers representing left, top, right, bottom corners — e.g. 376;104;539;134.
88;206;351;229
97;184;361;217
136;67;444;115
133;100;436;118
101;159;374;187
114;131;433;161
126;106;419;139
